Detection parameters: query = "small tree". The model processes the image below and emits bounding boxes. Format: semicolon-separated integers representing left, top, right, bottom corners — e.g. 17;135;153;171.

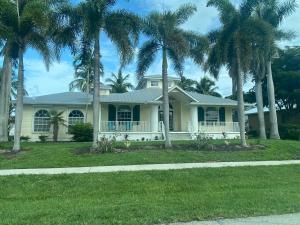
49;111;66;142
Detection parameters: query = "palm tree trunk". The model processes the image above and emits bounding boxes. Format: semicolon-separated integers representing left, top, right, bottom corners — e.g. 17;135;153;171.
53;123;58;142
266;60;280;139
92;31;101;149
0;45;12;142
232;75;237;98
236;47;247;147
255;78;267;139
162;47;171;148
12;47;24;152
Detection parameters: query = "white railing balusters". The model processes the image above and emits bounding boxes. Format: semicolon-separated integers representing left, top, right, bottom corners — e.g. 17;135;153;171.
100;121;151;132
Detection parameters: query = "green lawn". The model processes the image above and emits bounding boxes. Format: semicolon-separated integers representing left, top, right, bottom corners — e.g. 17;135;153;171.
0;139;299;169
1;165;300;225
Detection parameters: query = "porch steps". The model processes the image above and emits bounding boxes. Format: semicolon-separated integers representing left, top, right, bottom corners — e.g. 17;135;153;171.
169;132;193;140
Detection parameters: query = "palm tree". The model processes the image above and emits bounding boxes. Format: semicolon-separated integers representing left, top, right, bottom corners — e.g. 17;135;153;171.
0;0;16;142
49;111;66;142
69;42;104;93
137;4;209;148
106;70;133;93
206;0;272;147
178;76;196;92
254;0;297;139
9;0;59;152
194;77;222;97
75;0;140;149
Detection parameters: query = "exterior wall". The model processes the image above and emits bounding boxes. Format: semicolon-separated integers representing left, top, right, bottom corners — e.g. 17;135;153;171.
100;89;110;96
145;80;176;89
21;103;238;142
21;105;92;142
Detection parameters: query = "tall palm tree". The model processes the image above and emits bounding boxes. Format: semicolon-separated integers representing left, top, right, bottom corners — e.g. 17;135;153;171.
194;77;222;97
106;70;133;93
250;37;268;139
206;0;272;147
49;111;66;142
0;0;16;142
254;0;297;139
137;4;209;148
75;0;140;149
9;0;59;152
69;42;104;93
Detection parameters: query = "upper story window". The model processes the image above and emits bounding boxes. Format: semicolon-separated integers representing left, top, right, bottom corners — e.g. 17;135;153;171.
151;81;159;87
206;107;219;123
34;110;50;132
69;110;84;127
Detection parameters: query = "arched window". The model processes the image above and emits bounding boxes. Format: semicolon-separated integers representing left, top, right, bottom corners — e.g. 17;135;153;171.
117;105;131;122
206;107;219;123
34;110;50;132
69;110;84;126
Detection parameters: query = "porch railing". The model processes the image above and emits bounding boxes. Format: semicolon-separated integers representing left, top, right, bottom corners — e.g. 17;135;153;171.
100;121;151;132
198;122;240;133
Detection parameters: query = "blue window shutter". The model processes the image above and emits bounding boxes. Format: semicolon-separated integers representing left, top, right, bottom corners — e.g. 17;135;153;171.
198;107;205;122
219;107;226;122
133;105;140;122
108;105;116;121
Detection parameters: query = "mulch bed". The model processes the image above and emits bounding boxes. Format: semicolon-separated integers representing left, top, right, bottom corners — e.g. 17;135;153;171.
74;143;267;155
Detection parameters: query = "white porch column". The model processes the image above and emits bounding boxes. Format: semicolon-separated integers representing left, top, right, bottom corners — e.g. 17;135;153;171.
189;105;198;133
150;105;159;132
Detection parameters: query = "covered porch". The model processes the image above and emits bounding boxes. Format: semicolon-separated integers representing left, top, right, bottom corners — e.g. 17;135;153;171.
99;86;240;140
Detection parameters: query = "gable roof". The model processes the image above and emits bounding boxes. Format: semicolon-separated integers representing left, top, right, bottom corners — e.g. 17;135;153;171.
23;87;239;106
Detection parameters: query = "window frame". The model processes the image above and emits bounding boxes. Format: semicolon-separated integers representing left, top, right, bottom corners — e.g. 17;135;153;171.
150;81;159;87
205;107;219;123
33;109;50;133
117;105;132;122
68;110;85;127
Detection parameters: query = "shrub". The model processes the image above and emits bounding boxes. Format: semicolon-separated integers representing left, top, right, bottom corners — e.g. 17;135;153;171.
96;136;116;153
193;133;213;150
38;135;48;143
69;123;93;142
279;124;300;140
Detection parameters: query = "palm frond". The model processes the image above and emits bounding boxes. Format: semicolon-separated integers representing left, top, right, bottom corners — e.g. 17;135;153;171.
175;3;197;25
136;40;160;77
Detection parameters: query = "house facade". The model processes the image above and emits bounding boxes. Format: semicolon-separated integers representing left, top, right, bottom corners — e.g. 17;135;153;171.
21;75;241;141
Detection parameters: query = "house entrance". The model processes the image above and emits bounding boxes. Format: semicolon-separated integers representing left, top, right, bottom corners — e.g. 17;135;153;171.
159;105;174;131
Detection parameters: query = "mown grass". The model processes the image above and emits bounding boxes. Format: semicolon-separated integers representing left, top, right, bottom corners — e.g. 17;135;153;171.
0;139;299;169
1;165;300;225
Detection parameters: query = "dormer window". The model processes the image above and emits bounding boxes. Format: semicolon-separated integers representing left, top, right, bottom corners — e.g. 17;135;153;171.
151;81;159;87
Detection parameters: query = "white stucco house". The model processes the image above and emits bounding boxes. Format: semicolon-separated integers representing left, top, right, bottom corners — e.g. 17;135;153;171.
20;75;241;141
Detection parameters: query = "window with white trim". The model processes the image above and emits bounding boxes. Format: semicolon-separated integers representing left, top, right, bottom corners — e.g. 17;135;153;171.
117;106;132;122
205;107;219;123
151;81;159;87
34;110;50;132
68;110;84;127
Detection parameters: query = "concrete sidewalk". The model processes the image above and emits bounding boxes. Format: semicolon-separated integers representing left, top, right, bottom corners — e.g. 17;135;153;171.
1;160;300;176
163;213;300;225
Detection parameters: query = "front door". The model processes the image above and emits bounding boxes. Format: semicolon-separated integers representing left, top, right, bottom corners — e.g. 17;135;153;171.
159;105;174;131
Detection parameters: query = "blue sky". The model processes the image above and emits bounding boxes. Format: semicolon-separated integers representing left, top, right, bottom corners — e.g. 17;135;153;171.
1;0;300;97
